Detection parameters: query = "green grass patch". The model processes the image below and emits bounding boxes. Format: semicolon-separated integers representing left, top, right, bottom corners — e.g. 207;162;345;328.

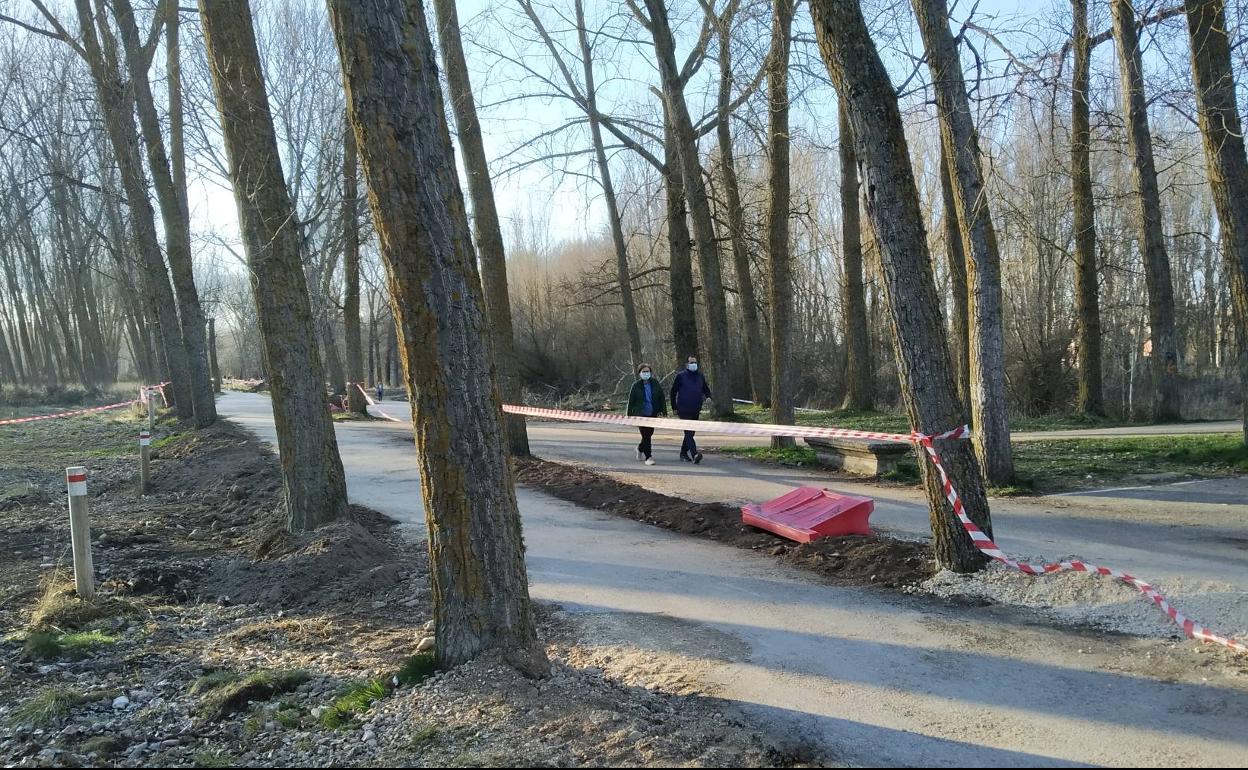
320;678;390;729
717;445;819;467
21;629;118;661
189;671;241;696
151;431;187;451
393;653;439;688
10;687;89;726
880;461;921;483
1012;433;1248;493
193;669;310;722
78;736;121;757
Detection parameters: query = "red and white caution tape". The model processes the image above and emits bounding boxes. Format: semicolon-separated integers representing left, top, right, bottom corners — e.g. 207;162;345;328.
0;400;138;426
500;404;969;443
354;383;402;422
915;436;1247;653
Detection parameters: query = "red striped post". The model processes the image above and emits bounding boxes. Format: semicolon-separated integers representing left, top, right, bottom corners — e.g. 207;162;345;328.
65;467;94;601
139;430;152;494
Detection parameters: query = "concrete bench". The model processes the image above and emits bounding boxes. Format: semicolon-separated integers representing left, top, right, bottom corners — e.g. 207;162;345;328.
803;436;913;476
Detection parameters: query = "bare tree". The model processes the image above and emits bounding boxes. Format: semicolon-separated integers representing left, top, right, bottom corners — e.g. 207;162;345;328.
766;0;795;444
1071;0;1105;416
434;0;533;454
1111;0;1182;421
839;101;873;411
342;113;367;414
328;0;548;675
1184;0;1248;443
811;0;992;572
938;132;969;414
912;0;1015;484
198;0;349;532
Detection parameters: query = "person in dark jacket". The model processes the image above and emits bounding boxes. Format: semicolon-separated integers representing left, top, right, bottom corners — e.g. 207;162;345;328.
670;355;711;463
627;364;667;465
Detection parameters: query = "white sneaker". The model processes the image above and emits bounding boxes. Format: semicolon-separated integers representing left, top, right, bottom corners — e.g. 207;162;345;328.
636;449;644;462
645;458;656;466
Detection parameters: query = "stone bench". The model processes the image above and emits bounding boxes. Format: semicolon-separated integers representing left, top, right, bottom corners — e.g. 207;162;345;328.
803;436;913;476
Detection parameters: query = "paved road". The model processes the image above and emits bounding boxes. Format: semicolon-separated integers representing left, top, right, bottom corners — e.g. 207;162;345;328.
219;393;1248;767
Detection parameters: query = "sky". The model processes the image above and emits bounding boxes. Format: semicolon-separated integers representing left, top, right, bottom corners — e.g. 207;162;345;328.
180;0;1194;254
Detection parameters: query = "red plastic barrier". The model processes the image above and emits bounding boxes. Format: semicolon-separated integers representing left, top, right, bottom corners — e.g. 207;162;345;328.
741;486;874;543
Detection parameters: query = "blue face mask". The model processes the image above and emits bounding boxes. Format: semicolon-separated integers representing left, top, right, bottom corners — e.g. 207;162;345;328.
640;371;652;380
688;363;698;372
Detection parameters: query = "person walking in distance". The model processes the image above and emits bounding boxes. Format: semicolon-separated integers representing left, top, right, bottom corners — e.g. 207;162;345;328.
627;364;667;466
670;355;711;463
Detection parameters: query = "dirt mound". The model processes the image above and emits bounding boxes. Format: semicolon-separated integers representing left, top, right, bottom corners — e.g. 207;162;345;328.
205;518;400;610
513;457;933;589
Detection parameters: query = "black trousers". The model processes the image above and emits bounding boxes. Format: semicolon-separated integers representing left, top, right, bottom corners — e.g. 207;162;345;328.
679;412;699;457
637;427;655;459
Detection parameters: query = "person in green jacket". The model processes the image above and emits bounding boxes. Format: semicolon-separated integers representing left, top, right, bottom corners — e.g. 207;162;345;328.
627;363;667;465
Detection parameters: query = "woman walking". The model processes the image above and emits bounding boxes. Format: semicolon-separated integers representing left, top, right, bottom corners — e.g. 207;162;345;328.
627;364;667;466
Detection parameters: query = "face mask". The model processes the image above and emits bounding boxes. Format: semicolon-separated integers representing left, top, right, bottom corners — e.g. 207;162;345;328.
688;363;699;372
640;371;651;380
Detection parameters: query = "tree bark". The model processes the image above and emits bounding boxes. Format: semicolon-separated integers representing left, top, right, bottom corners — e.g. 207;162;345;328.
72;0;191;415
433;0;533;456
715;3;768;406
113;0;216;426
199;0;349;532
839;101;874;412
811;0;992;573
767;0;795;446
643;0;733;416
664;114;699;364
938;132;970;415
328;0;548;676
208;317;222;393
1071;0;1106;416
1185;0;1248;444
1112;0;1182;421
912;0;1015;484
342;116;367;414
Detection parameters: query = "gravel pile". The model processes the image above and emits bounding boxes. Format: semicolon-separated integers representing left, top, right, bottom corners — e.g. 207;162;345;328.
920;561;1248;641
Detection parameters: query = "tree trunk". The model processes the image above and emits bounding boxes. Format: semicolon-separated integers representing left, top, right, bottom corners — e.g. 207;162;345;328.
644;0;733;417
811;0;992;573
113;0;216;426
839;101;874;411
72;0;190;414
664;114;699;365
1185;0;1248;444
938;132;970;416
199;0;349;532
716;6;768;405
1071;0;1106;416
1112;0;1182;422
342;116;367;414
208;317;222;393
433;0;532;455
912;0;1015;484
767;0;796;446
328;0;548;676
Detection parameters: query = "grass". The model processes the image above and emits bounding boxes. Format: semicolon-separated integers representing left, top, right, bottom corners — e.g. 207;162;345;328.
21;629;118;661
394;653;439;688
715;445;818;467
189;671;240;696
193;669;310;722
78;736;121;757
721;431;1247;495
29;573;131;631
1011;433;1248;493
321;678;390;729
10;687;89;726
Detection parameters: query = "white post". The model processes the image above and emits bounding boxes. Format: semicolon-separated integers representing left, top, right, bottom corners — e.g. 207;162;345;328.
139;430;152;494
65;467;95;601
145;388;156;433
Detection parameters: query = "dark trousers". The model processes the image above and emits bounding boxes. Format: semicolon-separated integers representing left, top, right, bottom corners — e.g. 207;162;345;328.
638;427;655;459
679;412;699;457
